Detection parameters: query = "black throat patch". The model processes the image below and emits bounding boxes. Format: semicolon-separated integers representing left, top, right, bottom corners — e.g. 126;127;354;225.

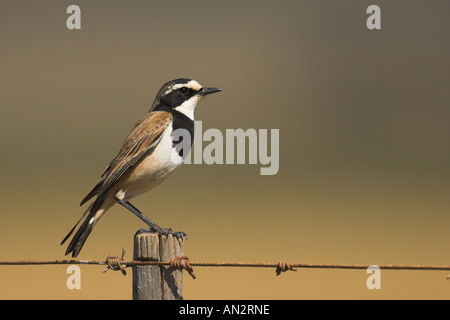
152;105;194;158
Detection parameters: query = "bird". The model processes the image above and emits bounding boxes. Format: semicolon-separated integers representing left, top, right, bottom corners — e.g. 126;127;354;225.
61;78;222;257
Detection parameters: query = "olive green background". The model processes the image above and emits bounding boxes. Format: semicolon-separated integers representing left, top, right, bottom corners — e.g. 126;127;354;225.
0;1;448;299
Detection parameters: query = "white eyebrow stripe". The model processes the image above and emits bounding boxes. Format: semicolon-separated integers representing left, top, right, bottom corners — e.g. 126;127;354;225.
164;80;202;95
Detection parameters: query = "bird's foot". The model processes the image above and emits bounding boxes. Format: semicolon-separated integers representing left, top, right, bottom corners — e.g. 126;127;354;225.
160;227;188;240
136;227;187;240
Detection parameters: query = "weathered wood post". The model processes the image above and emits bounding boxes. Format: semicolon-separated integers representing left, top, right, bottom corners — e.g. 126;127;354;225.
132;229;184;300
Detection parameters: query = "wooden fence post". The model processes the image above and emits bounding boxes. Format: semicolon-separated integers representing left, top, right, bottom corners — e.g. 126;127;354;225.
132;229;184;300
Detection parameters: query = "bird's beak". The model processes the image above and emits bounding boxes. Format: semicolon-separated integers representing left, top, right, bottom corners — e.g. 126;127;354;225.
199;87;222;96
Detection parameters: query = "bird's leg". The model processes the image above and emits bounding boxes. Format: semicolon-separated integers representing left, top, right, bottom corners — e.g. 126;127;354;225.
115;197;187;239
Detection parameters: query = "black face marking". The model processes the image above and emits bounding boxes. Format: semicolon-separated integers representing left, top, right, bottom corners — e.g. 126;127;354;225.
150;78;194;111
159;87;198;109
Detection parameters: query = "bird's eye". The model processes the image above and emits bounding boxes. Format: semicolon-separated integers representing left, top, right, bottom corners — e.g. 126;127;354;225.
179;87;189;95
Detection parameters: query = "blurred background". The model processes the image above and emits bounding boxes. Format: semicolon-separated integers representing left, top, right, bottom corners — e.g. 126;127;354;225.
0;0;448;299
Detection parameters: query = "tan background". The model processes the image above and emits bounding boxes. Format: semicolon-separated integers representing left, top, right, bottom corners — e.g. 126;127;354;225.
0;1;448;299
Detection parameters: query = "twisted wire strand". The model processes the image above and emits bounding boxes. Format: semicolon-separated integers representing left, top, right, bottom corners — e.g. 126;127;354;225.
1;259;449;271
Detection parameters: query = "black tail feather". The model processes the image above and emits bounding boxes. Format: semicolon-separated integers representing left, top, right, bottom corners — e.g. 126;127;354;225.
65;218;95;257
61;202;94;246
63;199;103;258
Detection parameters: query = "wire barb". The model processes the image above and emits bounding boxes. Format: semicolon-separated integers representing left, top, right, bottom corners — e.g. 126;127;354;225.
170;256;196;279
276;261;297;276
103;248;127;276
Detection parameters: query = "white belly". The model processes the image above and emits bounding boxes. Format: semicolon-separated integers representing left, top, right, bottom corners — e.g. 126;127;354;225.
121;125;183;200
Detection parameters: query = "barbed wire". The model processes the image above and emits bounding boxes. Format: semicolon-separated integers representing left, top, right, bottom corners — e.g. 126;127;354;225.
1;257;449;279
1;259;449;270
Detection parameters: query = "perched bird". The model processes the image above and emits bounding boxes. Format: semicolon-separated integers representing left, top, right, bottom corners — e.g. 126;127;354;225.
61;78;222;257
